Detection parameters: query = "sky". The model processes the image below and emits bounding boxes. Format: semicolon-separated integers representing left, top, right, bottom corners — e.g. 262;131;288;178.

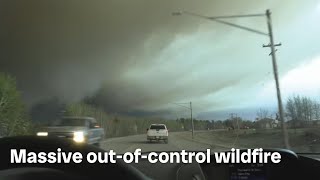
1;0;320;120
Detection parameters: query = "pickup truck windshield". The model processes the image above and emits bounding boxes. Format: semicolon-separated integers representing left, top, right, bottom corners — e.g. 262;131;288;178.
150;125;166;130
55;118;86;126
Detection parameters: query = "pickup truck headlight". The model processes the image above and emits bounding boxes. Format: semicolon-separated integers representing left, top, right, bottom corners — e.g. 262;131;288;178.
36;132;48;136
73;131;85;143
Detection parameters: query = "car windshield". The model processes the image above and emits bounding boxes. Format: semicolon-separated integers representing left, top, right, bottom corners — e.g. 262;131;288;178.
53;118;86;127
1;1;320;155
150;125;166;130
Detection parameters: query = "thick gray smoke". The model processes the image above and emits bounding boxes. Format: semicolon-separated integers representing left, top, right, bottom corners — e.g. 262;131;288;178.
0;0;316;115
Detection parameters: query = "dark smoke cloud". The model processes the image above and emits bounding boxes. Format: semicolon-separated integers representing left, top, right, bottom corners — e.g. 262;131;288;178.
0;0;316;115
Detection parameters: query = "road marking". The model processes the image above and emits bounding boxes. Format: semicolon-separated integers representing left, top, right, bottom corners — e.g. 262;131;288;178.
116;155;122;159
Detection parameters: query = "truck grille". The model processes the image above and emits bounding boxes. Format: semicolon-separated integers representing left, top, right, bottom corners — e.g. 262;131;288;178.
48;132;74;138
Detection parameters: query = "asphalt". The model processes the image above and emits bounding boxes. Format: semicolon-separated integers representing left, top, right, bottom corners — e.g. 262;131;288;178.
101;131;227;154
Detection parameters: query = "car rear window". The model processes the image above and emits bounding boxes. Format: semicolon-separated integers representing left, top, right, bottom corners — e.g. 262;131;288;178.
150;125;166;129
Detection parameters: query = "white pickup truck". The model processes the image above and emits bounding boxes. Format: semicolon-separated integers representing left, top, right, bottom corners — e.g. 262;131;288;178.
146;124;168;143
36;116;105;147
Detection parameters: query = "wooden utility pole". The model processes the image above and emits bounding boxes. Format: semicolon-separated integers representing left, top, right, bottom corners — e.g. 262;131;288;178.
171;102;194;139
172;9;290;148
230;113;239;131
190;101;194;139
263;9;290;149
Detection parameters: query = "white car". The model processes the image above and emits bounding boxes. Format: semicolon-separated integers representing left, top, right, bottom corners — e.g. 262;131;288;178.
146;124;168;143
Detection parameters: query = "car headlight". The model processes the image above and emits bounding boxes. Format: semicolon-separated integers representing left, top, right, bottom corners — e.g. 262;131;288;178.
36;132;48;136
73;131;85;143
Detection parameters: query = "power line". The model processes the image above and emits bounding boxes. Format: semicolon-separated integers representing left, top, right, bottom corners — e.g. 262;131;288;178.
181;11;268;36
172;9;290;149
208;13;266;19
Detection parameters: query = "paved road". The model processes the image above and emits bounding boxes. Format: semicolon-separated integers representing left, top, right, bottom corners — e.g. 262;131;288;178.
101;131;227;154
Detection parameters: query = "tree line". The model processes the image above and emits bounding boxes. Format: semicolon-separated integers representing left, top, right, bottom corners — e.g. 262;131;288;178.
1;71;320;137
0;73;31;136
286;95;320;121
64;102;215;138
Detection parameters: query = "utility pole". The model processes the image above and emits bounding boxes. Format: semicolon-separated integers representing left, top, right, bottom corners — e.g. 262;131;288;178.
171;101;194;139
190;101;194;139
172;9;290;149
263;9;290;148
236;114;239;131
230;113;239;131
230;113;235;119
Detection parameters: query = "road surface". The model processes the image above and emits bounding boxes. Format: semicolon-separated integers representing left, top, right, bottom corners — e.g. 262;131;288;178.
101;131;228;154
101;128;320;154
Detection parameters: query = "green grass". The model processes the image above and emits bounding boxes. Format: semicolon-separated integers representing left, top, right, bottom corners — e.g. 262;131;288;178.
177;128;320;153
